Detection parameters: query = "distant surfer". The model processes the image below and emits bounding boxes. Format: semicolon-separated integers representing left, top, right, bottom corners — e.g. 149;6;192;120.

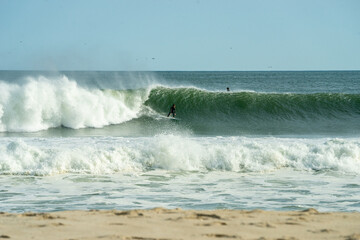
167;104;176;117
227;87;230;91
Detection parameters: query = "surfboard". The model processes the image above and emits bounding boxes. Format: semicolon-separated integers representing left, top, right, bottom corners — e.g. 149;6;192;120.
154;115;180;121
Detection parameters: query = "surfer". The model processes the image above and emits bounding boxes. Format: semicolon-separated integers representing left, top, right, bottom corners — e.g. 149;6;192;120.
227;87;230;91
167;104;176;117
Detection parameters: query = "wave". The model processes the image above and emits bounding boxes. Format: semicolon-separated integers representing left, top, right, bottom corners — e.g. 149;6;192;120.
1;76;360;135
1;136;360;175
0;76;150;132
147;87;360;119
144;87;360;134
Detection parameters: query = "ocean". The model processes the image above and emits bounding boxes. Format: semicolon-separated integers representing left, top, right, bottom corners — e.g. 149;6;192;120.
0;71;359;213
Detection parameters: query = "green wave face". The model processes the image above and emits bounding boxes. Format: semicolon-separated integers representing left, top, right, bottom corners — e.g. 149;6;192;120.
144;87;360;135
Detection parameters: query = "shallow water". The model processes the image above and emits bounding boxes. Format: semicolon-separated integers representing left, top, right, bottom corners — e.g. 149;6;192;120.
1;169;359;213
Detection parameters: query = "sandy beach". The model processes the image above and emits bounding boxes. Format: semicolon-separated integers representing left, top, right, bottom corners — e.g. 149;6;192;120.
0;208;359;240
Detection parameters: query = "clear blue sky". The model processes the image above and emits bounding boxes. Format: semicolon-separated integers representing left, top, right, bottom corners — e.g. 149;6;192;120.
0;0;359;71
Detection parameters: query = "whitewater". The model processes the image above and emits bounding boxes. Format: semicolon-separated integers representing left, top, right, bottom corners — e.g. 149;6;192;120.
0;71;359;212
0;75;150;132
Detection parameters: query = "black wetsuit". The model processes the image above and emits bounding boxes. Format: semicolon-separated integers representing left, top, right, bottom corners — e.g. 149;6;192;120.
168;106;176;117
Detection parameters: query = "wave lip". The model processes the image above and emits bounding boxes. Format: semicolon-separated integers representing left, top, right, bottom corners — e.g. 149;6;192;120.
0;76;150;132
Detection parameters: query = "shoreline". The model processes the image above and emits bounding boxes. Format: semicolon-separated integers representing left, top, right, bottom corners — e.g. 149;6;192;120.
0;208;359;240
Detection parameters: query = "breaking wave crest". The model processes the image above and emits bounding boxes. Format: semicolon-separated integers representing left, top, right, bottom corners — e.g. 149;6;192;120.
0;76;150;132
1;136;359;175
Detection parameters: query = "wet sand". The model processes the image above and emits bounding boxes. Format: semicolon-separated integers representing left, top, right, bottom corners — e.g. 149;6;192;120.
0;208;359;240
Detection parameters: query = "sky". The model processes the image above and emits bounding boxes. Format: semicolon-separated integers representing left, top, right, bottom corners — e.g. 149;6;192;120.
0;0;359;71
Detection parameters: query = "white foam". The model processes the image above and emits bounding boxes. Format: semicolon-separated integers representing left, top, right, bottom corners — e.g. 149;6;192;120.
0;76;150;132
1;136;359;176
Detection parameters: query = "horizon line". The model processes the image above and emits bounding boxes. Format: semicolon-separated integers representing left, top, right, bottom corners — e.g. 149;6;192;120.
1;69;360;72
